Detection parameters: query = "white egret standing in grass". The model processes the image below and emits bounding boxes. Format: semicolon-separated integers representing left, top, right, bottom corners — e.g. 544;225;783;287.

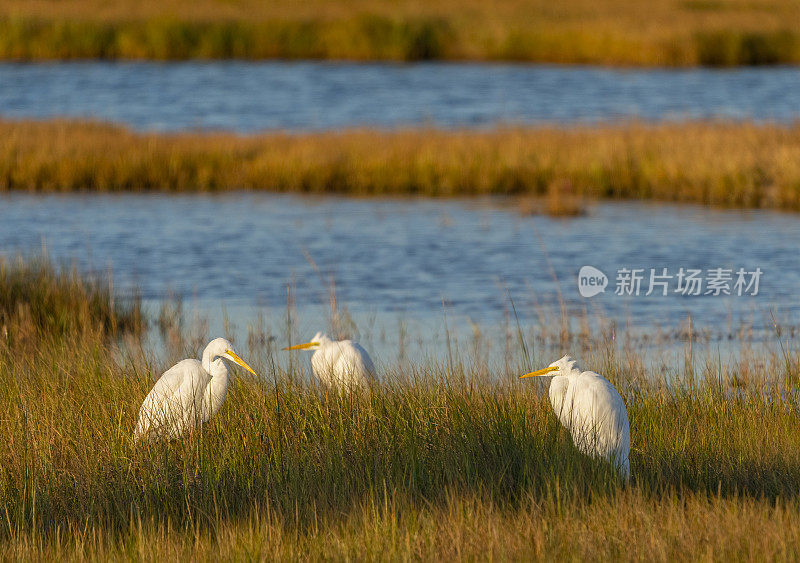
283;332;375;389
520;355;630;479
134;337;257;442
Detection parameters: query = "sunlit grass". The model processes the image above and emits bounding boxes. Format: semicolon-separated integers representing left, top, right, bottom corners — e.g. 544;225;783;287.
3;256;800;558
3;120;800;211
2;330;800;559
1;0;800;64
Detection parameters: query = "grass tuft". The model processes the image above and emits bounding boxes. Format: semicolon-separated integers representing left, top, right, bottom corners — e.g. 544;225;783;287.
0;254;142;345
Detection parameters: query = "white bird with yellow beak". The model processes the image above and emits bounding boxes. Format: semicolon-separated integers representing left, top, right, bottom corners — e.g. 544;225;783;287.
520;355;630;479
134;337;257;441
283;332;375;389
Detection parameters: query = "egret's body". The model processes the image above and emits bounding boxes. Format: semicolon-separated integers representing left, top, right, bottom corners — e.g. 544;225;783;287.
521;355;630;479
134;338;257;442
284;332;374;389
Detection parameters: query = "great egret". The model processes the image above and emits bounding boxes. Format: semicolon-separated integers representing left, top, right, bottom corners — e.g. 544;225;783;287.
520;355;630;479
133;337;257;441
283;332;375;389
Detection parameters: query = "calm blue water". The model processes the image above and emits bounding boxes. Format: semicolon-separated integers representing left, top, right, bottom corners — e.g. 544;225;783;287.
3;62;799;366
0;193;795;356
2;62;800;131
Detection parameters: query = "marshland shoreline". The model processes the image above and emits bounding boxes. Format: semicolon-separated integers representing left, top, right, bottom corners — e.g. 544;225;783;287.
2;120;800;213
2;0;800;65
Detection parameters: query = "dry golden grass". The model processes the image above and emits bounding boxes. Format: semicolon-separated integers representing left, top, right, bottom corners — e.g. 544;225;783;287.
1;0;799;64
5;491;800;559
2;119;800;210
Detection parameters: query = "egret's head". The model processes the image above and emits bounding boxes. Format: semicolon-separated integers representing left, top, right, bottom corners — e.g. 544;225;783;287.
283;331;328;352
205;337;258;376
519;355;580;380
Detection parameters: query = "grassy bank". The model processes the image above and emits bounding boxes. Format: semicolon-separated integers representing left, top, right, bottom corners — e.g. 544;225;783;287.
3;255;800;558
1;0;800;65
2;315;800;558
3;120;800;211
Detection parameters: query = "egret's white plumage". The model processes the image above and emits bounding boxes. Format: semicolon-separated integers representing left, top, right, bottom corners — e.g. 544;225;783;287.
134;337;257;441
521;355;631;479
284;331;374;389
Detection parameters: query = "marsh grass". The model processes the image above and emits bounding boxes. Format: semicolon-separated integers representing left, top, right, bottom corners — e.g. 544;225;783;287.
2;326;800;559
1;0;800;65
4;120;800;211
0;254;142;345
4;257;800;558
518;180;588;217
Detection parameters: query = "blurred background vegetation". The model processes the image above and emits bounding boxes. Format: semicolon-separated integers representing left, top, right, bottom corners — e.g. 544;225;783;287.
2;120;799;212
1;0;799;65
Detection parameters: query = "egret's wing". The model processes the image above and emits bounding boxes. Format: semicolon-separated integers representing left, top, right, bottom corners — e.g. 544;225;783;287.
568;372;630;471
311;341;373;389
333;341;373;387
134;359;210;440
342;341;375;376
311;345;340;387
352;342;376;376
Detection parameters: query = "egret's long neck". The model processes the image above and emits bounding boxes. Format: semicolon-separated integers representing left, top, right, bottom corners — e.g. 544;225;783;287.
202;350;229;416
549;362;583;427
549;375;570;420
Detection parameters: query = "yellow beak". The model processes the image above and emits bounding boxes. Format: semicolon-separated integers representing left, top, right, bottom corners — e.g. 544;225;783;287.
225;349;258;376
519;366;559;379
282;341;319;351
